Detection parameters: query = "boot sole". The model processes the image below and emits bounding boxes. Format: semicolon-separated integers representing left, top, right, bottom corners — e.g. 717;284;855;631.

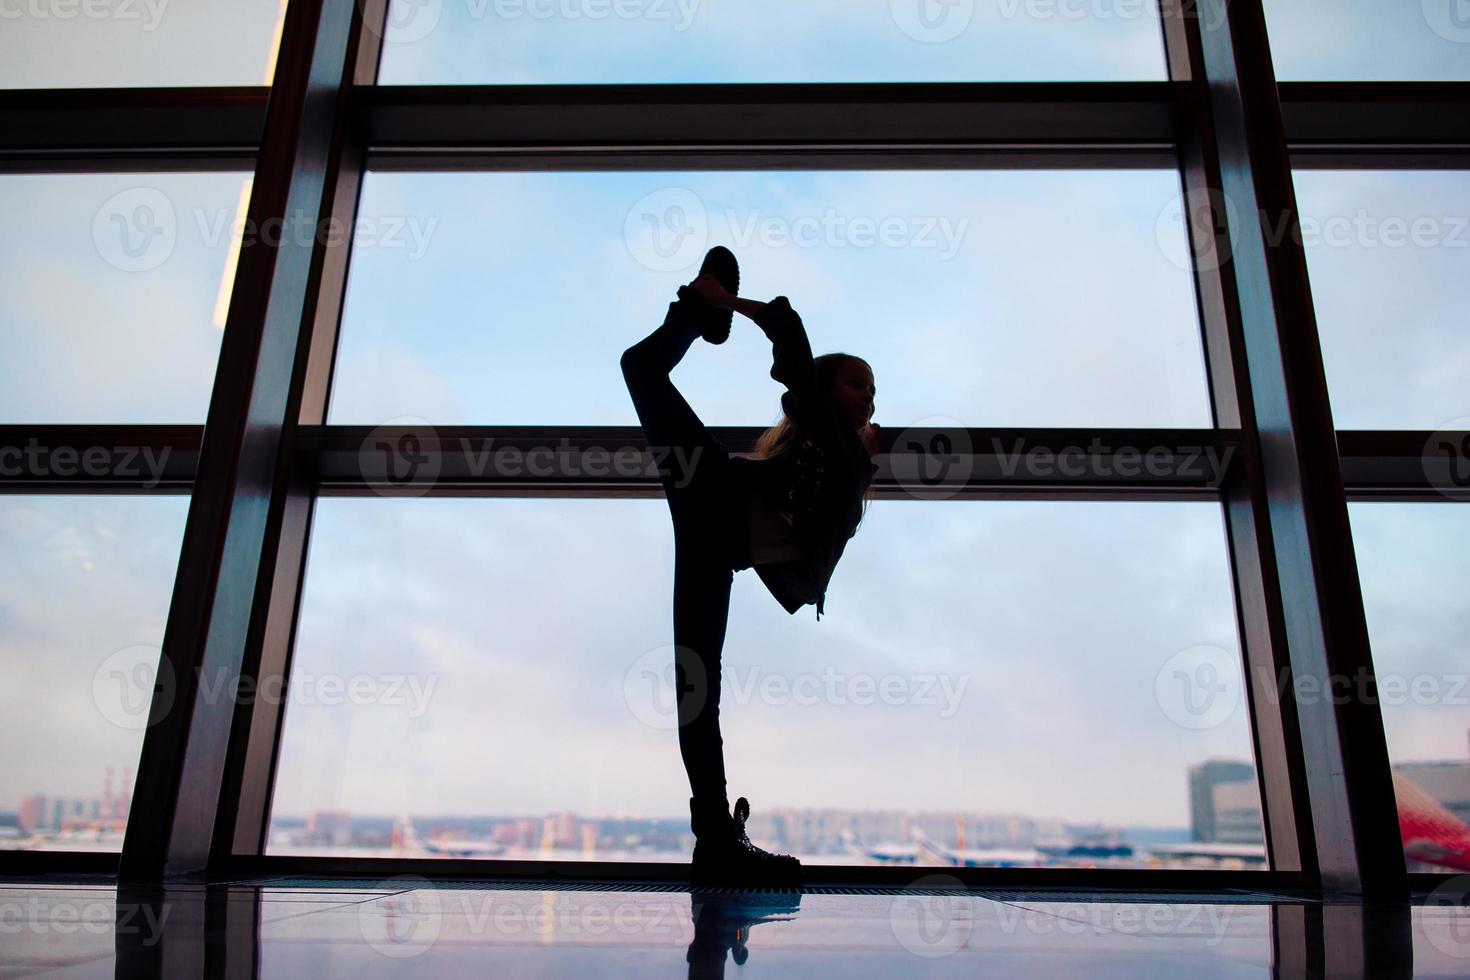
695;245;739;344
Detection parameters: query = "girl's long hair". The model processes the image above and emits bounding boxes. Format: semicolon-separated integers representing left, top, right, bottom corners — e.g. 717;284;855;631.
752;351;876;527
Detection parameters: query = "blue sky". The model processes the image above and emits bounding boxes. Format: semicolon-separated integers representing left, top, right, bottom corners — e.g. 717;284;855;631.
1;0;1467;87
0;2;1467;835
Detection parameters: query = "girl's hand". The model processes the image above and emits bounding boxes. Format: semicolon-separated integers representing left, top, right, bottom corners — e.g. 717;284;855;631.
689;272;734;309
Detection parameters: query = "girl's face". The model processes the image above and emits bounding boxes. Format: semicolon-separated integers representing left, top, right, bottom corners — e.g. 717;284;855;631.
830;359;876;430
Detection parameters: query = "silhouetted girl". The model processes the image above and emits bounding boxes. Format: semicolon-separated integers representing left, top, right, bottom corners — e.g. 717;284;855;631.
620;246;879;886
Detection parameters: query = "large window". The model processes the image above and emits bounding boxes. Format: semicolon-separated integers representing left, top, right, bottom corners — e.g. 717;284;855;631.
0;495;189;851
269;498;1259;867
1294;170;1470;431
0;173;251;424
8;0;1461;894
1350;503;1470;871
376;0;1168;84
1265;0;1470;81
0;0;290;88
329;170;1212;428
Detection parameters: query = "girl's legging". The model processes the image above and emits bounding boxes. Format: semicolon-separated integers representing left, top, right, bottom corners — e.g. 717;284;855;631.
620;294;755;808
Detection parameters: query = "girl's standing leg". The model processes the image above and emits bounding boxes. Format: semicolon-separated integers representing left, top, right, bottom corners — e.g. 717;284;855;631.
671;525;733;805
621;291;741;808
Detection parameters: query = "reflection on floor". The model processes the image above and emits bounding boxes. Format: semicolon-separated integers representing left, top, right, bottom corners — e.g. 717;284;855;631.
0;875;1464;978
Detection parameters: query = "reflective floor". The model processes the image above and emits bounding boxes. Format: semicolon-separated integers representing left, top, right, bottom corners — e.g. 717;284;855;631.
1;876;1466;978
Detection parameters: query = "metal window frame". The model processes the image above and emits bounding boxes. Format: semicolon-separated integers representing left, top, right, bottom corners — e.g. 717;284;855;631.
0;0;1465;896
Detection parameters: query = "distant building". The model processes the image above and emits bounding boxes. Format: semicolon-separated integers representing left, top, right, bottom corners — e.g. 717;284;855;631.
18;796;47;833
1211;780;1265;845
305;810;352;845
1189;760;1262;844
18;795;104;833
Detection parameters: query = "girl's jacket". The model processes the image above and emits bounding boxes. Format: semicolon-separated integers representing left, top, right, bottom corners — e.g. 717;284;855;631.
745;296;878;620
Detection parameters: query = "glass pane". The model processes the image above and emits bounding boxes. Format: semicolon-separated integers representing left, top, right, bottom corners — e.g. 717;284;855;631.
269;498;1262;868
1293;170;1470;431
378;0;1166;84
0;0;289;88
329;170;1212;428
0;173;250;424
1265;0;1470;81
0;495;188;852
1350;503;1470;872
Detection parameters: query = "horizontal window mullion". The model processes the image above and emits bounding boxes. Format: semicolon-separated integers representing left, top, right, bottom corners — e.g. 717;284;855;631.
5;82;1465;164
0;425;200;492
306;424;1241;496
